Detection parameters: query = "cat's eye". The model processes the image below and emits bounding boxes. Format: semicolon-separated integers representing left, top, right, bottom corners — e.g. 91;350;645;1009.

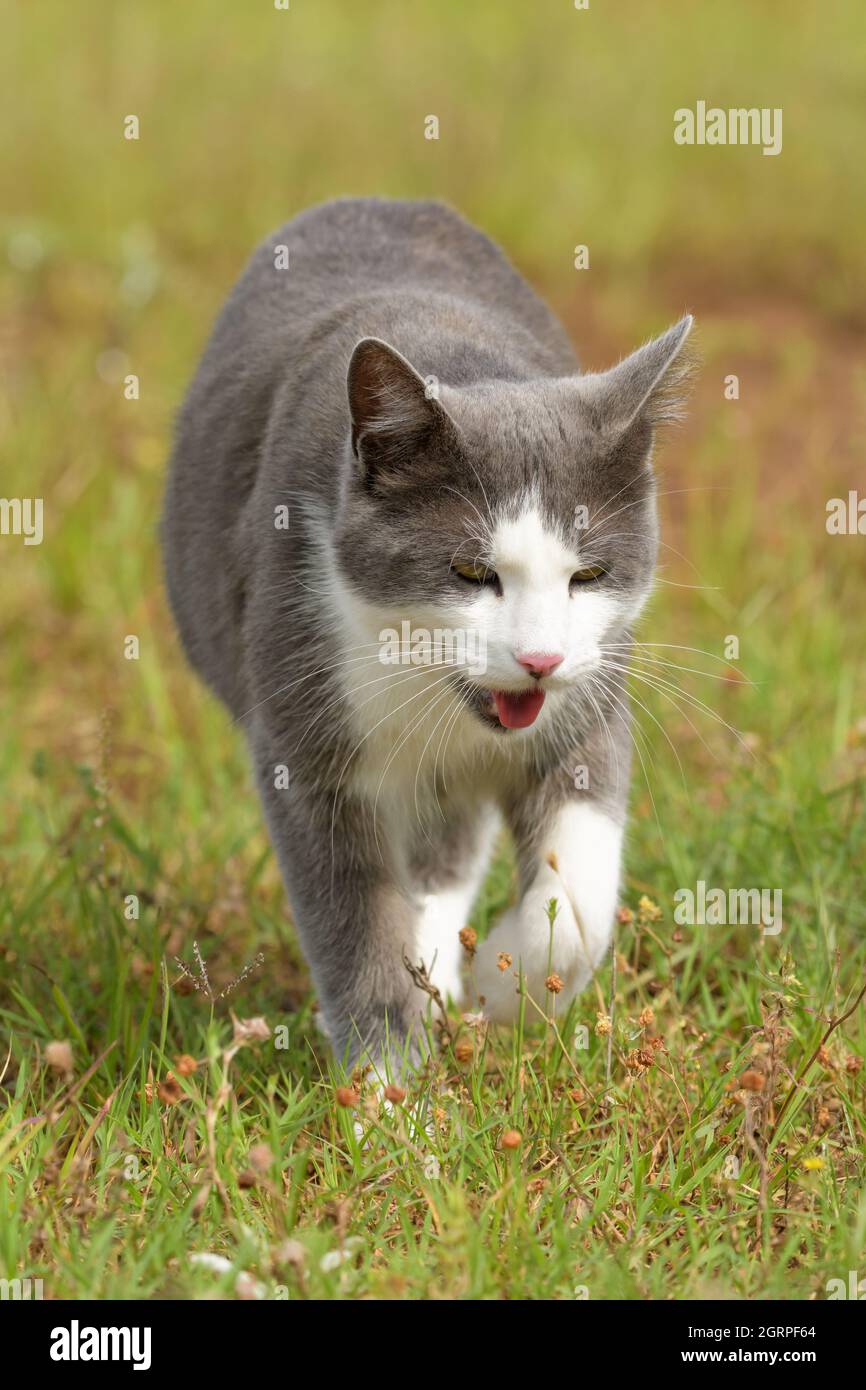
570;565;606;589
452;561;499;587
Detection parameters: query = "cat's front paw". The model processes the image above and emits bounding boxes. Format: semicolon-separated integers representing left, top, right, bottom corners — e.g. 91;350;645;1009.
473;912;527;1023
473;890;600;1024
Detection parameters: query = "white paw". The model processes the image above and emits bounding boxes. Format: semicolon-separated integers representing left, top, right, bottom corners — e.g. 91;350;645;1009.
414;891;468;1008
473;911;526;1023
473;892;597;1024
353;1089;436;1147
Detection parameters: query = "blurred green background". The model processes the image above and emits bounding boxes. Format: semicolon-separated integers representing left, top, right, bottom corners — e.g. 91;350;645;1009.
1;0;866;1303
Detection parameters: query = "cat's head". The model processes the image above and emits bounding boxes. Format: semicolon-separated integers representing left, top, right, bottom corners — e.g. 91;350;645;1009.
333;318;694;736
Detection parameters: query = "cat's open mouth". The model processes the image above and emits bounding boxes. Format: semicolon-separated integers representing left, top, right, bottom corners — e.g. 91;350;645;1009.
474;686;546;730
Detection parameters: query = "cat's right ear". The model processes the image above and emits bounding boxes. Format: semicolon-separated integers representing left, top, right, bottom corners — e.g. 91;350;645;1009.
578;315;696;435
347;337;455;484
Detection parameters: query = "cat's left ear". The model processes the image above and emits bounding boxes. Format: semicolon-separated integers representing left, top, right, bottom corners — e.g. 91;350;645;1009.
346;337;457;482
579;315;695;433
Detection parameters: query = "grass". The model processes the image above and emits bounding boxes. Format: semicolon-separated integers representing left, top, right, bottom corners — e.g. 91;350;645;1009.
1;0;865;1301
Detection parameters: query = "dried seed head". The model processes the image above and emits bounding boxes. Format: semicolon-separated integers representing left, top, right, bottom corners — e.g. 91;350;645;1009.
500;1129;522;1150
231;1014;270;1044
545;973;564;995
616;906;634;925
158;1074;183;1105
638;895;662;922
458;927;477;957
638;1006;655;1028
383;1084;406;1104
496;951;513;972
845;1054;863;1075
595;1012;612;1037
248;1143;274;1173
335;1086;359;1108
739;1069;765;1093
454;1039;473;1063
624;1049;654;1073
45;1040;74;1075
276;1239;306;1270
174;1054;198;1076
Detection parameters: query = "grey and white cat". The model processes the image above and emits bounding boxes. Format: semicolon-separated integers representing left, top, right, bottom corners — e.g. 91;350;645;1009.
162;198;693;1070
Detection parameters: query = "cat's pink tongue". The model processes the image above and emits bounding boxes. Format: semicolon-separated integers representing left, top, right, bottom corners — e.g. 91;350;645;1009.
492;688;546;729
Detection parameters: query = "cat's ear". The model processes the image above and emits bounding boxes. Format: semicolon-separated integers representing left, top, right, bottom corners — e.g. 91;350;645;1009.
579;316;695;433
347;337;455;481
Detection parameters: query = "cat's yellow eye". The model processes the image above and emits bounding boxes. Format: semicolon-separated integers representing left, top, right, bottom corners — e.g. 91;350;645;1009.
453;561;496;585
570;565;606;586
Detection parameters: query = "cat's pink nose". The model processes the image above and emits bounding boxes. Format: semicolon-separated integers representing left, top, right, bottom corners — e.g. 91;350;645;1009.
515;651;564;679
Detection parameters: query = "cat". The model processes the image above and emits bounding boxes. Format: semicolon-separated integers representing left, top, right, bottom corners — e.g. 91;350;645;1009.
162;197;693;1072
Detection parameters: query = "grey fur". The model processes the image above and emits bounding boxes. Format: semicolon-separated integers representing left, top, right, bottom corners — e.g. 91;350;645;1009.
162;197;692;1069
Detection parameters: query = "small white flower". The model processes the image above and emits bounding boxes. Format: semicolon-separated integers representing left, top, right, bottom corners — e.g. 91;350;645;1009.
320;1237;362;1274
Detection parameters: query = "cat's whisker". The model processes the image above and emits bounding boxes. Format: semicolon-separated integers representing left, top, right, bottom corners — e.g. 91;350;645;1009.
449;536;482;567
617;665;722;765
328;664;471;874
596;675;658;779
614;648;757;687
579;484;732;544
605;640;751;679
599;659;724;766
460;454;496;533
408;691;461;842
655;535;716;581
652;574;720;591
443;485;493;549
235;643;460;725
599;669;690;792
589;674;667;846
299;659;464;758
420;693;472;834
580;679;623;795
604;650;760;719
574;461;654;542
370;678;460;861
598;656;755;761
434;683;471;800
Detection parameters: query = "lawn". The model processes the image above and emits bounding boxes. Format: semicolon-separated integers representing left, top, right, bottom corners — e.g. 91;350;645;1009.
1;0;865;1301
